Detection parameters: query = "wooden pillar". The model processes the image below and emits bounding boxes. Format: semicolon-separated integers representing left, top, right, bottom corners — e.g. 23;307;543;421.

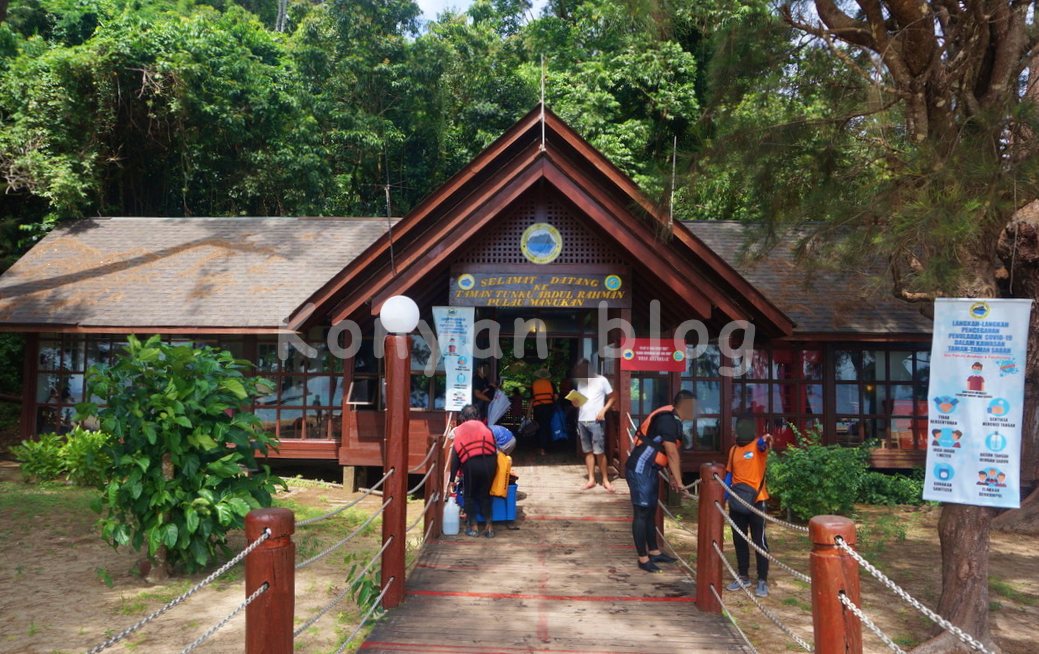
696;462;726;613
617;308;633;473
20;333;39;440
381;333;410;609
809;515;863;654
245;508;295;654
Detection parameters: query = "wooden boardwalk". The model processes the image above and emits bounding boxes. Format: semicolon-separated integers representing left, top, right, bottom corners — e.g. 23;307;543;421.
361;458;750;654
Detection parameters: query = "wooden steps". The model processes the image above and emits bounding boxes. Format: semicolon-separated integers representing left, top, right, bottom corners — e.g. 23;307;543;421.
360;460;751;654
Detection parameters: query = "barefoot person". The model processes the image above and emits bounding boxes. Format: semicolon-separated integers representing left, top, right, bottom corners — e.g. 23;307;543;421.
626;390;694;572
572;358;616;492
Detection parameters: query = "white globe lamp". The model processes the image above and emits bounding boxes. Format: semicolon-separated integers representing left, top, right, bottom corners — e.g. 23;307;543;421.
379;295;420;334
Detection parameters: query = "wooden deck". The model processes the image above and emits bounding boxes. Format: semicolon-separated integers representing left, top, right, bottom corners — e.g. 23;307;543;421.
361;458;750;654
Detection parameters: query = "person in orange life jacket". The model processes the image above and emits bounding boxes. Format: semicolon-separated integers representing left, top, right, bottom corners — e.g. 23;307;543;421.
725;417;774;598
449;405;499;538
529;368;557;456
625;390;694;573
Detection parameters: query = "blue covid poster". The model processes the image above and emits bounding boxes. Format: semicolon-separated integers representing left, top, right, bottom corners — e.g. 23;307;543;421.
923;299;1033;508
432;306;475;411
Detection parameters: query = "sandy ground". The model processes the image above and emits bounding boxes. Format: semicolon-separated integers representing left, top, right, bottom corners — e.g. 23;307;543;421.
0;462;425;654
661;499;1039;654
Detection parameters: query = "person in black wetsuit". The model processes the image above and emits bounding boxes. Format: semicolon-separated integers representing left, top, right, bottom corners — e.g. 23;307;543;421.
626;390;695;572
449;404;499;538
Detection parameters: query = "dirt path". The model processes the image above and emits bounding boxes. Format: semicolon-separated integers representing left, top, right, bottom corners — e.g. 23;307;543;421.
0;467;421;654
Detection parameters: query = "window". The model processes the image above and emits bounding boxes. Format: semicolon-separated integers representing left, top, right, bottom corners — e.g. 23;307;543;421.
834;348;929;448
254;333;342;439
409;335;446;411
680;344;723;452
730;347;823;449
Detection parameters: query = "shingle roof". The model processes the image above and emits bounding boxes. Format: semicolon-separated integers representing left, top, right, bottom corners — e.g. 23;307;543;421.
0;217;393;329
683;221;932;335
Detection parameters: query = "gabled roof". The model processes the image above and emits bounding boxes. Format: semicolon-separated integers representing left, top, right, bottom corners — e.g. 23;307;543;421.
0;217;392;330
290;106;797;337
685;221;932;335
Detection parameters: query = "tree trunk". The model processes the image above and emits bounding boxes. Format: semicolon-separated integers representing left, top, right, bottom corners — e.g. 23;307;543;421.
911;504;1001;654
146;453;175;582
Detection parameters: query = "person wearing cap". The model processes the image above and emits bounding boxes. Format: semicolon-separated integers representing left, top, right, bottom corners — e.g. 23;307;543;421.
529;367;557;456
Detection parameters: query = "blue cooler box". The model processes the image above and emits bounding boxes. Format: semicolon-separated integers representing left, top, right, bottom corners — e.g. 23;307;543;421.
472;483;517;523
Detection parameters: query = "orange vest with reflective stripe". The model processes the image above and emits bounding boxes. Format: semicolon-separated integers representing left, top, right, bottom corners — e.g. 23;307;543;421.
532;378;554;406
635;405;675;467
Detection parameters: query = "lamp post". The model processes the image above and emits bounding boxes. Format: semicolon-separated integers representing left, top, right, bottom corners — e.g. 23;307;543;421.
379;295;419;609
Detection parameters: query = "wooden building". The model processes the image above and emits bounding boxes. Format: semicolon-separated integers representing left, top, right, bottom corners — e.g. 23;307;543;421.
0;108;932;474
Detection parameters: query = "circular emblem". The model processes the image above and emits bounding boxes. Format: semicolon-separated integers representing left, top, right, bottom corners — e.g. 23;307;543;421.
987;397;1010;416
672;350;685;362
604;274;622;291
457;274;476;291
622;349;635;361
521;223;563;264
969;301;990;319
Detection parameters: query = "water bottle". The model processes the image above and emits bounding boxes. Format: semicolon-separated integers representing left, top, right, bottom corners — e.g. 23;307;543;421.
442;494;461;536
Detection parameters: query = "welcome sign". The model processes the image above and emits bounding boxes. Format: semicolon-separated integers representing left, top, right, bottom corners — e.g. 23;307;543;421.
448;266;630;308
923;298;1033;508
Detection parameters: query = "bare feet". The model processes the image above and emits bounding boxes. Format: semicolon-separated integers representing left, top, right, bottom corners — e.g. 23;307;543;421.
603;481;616;493
581;480;596;491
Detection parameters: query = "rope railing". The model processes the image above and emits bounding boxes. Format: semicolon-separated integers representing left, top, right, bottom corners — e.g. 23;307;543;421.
84;527;272;654
406;491;440;534
408;461;437;495
713;473;809;535
330;576;395;654
837;591;907;654
712;541;814;653
834;536;995;654
654;526;697;579
297;468;394;528
179;582;269;654
409;442;438;474
713;501;811;584
293;537;394;638
296;498;391;570
657;498;699;538
708;583;760;654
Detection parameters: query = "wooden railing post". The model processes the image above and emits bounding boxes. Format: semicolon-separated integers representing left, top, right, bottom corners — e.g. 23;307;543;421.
424;420;444;540
245;508;295;654
696;462;726;613
809;516;863;654
381;333;410;609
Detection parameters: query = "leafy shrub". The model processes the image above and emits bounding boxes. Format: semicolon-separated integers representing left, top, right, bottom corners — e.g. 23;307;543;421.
767;425;871;520
76;335;281;574
12;433;66;481
857;469;925;506
59;427;112;488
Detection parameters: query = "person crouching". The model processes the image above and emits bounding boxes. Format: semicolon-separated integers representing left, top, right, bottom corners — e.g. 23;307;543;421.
449;404;499;538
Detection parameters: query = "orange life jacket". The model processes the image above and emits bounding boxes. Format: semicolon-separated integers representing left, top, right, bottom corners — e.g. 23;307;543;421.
532;378;555;406
634;405;676;467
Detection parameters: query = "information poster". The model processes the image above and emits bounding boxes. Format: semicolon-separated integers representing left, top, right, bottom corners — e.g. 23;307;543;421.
923;298;1033;508
619;338;687;372
432;306;475;411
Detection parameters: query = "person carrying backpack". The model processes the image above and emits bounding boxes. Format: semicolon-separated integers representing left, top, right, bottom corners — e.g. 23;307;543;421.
625;390;694;573
724;417;774;597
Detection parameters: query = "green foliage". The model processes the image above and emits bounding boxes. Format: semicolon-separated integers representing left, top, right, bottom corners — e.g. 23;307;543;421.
766;424;871;520
12;432;66;481
76;334;281;573
857;469;926;506
59;426;112;488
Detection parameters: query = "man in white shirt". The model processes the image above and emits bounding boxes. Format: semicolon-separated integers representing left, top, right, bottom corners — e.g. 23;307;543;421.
571;358;616;492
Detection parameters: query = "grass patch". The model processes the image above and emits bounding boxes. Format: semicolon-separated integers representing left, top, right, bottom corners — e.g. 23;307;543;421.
990;578;1038;606
0;480;96;519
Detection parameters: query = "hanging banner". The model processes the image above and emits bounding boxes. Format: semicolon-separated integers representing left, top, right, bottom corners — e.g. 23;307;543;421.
619;338;687;372
923;298;1033;508
433;306;475;412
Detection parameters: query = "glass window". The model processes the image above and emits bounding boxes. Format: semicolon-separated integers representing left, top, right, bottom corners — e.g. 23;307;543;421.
836;384;859;413
38;341;61;370
411;375;432;409
731;383;768;414
688;417;720;452
889;351;914;382
686;344;721;377
834;351;859;381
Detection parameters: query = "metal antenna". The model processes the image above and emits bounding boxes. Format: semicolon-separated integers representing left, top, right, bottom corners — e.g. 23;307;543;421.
668;134;677;228
384;148;397;276
540;54;546;152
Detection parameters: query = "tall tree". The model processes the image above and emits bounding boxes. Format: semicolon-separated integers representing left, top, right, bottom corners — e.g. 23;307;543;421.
694;1;1039;651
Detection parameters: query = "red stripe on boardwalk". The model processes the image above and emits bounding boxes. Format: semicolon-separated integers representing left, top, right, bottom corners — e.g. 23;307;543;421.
361;641;661;654
522;515;633;523
408;589;694;603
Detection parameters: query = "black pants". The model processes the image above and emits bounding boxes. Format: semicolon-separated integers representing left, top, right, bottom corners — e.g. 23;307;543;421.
462;454;497;527
730;506;769;581
631;504;659;557
533;403;555;450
